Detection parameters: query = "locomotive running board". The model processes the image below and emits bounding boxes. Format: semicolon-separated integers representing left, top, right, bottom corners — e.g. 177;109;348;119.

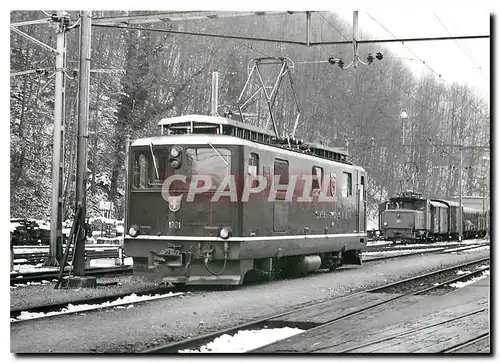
126;232;367;242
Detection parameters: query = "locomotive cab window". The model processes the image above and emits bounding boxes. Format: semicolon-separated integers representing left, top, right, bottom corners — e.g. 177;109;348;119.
248;153;259;176
132;150;169;189
185;148;231;189
312;166;323;191
342;172;352;198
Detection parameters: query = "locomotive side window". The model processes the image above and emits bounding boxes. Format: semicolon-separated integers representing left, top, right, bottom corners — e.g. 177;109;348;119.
248;153;259;176
312;166;323;190
360;175;365;201
274;159;289;185
342;172;352;198
139;154;148;188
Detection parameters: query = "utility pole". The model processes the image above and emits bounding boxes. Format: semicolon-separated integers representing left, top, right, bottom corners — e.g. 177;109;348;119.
45;11;69;266
458;146;463;242
67;10;96;288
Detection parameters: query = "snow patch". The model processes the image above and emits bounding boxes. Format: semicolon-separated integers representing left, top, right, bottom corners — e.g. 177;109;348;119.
11;292;184;322
363;248;444;256
449;270;489;289
366;240;393;247
179;327;305;353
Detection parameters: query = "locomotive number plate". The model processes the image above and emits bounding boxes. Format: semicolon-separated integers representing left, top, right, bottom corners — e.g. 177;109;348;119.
169;221;182;229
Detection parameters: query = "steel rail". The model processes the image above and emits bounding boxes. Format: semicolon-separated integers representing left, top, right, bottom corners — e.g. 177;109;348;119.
142;257;489;353
441;333;490;353
255;264;490;353
334;309;488;353
10;265;132;285
10;285;181;322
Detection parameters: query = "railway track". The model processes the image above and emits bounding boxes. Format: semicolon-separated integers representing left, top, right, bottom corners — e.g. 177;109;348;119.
12;245;124;265
10;245;489;326
12;241;487;285
10;265;132;286
142;257;489;353
364;241;487;253
10;285;182;322
441;333;490;353
362;242;487;262
10;282;241;323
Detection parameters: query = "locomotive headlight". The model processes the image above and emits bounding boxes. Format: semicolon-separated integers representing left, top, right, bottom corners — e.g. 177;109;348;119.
170;159;181;169
219;227;231;239
128;225;139;237
170;146;181;158
383;222;388;226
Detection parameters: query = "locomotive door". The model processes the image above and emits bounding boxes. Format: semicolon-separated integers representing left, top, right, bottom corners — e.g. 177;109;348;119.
356;171;366;232
273;159;289;232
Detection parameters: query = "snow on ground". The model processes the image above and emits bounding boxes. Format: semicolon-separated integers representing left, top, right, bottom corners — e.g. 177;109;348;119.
13;245;122;254
11;280;54;289
455;270;471;275
13;259;29;263
449;270;490;289
10;222;22;232
12;256;132;274
11;265;59;274
11;291;184;323
123;257;133;266
366;240;393;247
363;248;445;256
179;327;305;353
399;239;489;248
444;246;490;253
366;219;377;231
13;248;49;254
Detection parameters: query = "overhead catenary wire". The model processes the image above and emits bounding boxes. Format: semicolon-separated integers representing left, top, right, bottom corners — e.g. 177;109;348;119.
365;12;446;80
433;13;488;81
92;23;488;46
364;12;489;119
317;12;350;42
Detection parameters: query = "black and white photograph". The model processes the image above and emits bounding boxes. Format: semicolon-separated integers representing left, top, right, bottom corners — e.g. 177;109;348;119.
8;4;491;355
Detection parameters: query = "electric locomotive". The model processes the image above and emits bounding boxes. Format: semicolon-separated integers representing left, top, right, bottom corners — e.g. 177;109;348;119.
379;190;488;243
124;115;368;285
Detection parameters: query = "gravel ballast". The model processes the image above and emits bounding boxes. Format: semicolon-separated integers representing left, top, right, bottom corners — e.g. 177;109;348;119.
10;248;490;353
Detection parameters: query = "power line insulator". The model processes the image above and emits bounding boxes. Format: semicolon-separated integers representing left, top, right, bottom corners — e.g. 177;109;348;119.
328;57;337;65
366;53;374;64
338;59;344;69
376;52;384;60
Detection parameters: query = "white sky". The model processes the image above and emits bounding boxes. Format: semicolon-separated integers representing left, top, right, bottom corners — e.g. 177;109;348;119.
334;8;490;103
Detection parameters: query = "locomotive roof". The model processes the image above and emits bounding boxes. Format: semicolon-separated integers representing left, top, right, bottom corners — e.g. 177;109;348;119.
158;114;276;137
157;114;349;157
131;134;364;171
430;200;448;208
431;199;460;207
